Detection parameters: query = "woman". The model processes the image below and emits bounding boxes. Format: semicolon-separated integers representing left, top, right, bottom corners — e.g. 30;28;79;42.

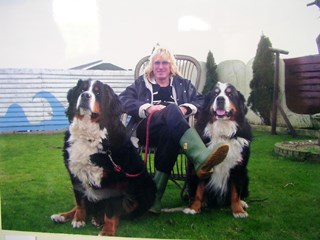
119;47;229;214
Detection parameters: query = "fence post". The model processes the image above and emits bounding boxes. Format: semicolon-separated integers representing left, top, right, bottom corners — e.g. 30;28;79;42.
269;47;296;137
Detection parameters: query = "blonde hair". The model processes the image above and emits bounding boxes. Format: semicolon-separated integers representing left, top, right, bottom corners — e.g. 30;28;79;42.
144;47;180;81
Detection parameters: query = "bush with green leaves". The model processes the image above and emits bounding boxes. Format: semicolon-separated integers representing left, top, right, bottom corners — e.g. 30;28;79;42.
202;50;218;95
247;35;275;125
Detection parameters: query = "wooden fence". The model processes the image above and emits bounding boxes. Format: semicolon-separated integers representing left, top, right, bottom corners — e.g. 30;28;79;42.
284;54;320;115
0;69;134;133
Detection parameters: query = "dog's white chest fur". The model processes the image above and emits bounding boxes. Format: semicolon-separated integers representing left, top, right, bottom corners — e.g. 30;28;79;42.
67;116;110;201
204;120;249;196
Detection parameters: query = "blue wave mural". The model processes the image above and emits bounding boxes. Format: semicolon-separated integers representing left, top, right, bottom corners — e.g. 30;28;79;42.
0;91;68;132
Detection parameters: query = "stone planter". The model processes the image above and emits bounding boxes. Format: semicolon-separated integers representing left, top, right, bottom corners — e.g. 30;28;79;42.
274;140;320;163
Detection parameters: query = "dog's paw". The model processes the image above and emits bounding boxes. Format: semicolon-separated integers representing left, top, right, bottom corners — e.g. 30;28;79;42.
91;217;103;228
88;177;101;188
51;214;66;223
71;219;86;228
241;200;249;209
233;211;248;218
183;208;199;215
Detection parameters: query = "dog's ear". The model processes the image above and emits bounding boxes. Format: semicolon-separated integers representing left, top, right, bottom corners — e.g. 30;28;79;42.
98;82;124;128
203;91;215;112
66;79;83;122
238;90;248;115
195;91;213;134
100;83;126;146
104;84;124;119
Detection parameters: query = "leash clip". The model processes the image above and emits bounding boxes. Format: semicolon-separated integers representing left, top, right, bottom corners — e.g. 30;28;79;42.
114;165;122;172
107;149;142;177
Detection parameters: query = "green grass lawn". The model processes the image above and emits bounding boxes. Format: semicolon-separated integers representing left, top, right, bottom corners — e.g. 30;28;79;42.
0;130;319;239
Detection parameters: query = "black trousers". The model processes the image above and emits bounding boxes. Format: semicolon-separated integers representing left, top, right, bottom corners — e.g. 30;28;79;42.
136;104;190;174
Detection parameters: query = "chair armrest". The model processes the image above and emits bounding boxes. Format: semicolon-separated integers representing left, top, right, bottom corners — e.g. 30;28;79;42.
188;114;195;127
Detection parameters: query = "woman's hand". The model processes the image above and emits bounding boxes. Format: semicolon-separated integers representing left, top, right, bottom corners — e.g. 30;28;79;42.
179;106;188;115
147;105;188;116
147;105;166;115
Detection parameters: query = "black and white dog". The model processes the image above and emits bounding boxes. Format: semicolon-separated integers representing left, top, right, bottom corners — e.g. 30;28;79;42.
184;82;252;218
51;79;156;236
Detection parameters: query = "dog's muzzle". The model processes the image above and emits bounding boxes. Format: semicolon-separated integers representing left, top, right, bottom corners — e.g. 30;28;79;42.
214;96;233;119
78;92;91;110
77;92;98;118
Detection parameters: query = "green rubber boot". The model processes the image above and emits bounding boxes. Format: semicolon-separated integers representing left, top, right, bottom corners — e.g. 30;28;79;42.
149;171;169;214
179;128;229;179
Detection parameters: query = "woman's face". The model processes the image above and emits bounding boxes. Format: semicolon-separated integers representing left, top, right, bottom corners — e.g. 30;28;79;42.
152;55;171;81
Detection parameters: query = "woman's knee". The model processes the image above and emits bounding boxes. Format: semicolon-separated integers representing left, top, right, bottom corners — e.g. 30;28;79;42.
163;104;185;122
165;104;181;114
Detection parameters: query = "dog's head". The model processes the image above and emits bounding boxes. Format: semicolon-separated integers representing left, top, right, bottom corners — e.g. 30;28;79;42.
207;82;247;122
66;79;123;130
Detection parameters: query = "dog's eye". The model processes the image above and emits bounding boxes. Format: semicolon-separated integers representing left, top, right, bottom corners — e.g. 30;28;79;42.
214;88;220;96
226;88;234;97
94;87;101;96
82;84;89;92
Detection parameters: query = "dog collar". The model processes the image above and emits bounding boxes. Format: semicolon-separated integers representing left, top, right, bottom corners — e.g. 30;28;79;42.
105;149;143;178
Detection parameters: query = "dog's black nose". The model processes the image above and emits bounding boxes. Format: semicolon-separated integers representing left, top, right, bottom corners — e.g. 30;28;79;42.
82;92;91;99
217;96;225;108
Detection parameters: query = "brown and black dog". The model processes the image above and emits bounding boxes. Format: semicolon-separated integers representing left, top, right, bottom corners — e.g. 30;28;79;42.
184;82;252;218
51;79;156;236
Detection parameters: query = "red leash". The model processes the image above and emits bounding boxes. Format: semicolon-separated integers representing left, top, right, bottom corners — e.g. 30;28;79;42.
107;150;143;178
107;110;157;178
108;110;157;177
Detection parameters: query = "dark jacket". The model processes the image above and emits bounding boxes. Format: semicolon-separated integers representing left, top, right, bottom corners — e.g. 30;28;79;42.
119;75;204;122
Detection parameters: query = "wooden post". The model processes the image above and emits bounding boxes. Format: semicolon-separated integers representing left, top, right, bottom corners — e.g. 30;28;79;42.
271;51;280;135
269;48;289;135
270;48;297;137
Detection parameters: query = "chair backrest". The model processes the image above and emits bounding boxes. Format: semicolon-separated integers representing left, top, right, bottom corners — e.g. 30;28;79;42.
133;54;202;189
134;54;201;89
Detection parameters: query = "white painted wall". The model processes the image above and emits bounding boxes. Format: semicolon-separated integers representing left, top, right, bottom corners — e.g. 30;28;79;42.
0;60;317;133
0;69;134;132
